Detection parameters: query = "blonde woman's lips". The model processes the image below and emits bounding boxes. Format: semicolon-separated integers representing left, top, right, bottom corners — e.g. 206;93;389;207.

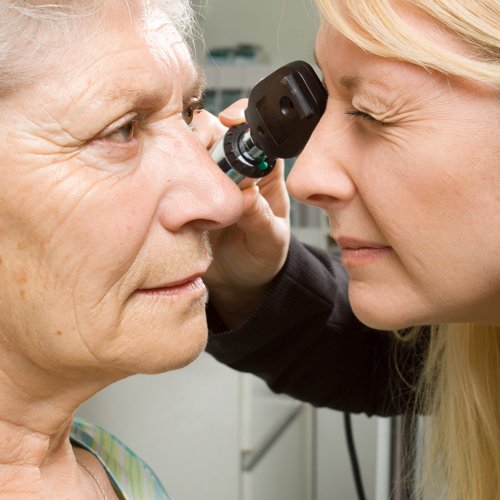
335;237;392;267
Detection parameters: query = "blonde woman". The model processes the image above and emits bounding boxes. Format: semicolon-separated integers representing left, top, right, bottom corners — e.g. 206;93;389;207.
202;1;500;499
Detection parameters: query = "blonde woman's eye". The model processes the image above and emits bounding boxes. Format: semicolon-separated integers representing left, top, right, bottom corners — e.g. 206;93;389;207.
182;98;206;125
345;110;377;123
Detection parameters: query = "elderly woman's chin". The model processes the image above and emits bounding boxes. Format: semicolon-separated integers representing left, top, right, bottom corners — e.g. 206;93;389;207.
105;297;210;375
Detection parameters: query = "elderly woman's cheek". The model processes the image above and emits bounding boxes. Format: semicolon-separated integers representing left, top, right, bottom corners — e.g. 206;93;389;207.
0;245;64;355
85;140;141;168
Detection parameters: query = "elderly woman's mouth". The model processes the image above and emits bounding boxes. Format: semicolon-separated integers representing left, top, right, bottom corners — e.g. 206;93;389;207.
137;276;206;297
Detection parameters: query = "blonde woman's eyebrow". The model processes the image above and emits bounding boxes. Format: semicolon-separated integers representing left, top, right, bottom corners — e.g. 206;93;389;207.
339;75;363;90
313;49;391;92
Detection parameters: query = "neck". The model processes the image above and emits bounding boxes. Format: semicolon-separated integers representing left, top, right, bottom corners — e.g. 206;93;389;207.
0;345;121;485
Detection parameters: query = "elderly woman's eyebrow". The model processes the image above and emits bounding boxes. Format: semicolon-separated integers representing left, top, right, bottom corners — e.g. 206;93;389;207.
102;88;167;111
101;69;206;110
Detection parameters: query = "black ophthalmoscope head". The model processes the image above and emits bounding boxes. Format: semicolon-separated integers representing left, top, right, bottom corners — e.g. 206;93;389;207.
245;60;327;159
211;60;327;186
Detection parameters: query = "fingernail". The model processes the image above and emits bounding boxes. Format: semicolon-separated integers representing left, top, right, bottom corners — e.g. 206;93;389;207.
220;108;245;121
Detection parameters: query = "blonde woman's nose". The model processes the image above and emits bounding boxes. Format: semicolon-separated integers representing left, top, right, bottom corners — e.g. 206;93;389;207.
287;112;356;209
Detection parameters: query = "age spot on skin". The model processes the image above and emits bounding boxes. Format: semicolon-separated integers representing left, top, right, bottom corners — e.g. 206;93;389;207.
13;268;28;285
55;330;62;336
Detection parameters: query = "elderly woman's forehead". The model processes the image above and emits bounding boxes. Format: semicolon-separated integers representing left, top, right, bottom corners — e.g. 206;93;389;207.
0;1;198;133
72;18;194;105
0;0;193;90
56;3;192;79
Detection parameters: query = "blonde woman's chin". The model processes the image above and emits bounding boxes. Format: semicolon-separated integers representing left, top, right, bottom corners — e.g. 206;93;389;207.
348;285;432;332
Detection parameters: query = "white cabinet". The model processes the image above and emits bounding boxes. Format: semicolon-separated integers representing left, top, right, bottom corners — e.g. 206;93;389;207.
242;405;315;500
240;376;315;500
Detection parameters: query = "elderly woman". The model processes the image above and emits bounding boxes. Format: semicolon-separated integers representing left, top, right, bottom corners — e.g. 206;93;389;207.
0;0;241;498
202;1;499;499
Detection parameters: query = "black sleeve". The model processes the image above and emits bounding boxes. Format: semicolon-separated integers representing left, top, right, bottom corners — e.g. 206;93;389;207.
206;236;428;417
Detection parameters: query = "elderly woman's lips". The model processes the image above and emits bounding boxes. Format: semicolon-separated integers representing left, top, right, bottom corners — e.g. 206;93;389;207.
138;276;206;296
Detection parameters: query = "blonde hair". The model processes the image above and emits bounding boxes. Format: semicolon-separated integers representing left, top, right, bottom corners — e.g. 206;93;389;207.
418;324;500;500
314;0;500;84
0;0;195;94
313;1;500;498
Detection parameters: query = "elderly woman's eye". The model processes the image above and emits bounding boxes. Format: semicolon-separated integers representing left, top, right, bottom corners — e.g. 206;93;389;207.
104;121;138;143
182;98;205;126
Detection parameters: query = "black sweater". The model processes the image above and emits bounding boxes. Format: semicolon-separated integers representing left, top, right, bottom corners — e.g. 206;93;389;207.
206;237;428;416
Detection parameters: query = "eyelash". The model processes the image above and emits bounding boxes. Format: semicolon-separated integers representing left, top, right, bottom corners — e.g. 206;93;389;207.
320;81;379;125
98;97;206;145
182;98;206;126
100;118;141;144
345;110;378;123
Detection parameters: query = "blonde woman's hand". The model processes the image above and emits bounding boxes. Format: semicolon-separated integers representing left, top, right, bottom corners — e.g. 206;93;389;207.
193;100;291;327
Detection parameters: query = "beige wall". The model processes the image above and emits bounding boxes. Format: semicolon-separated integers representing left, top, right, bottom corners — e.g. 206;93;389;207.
193;0;320;65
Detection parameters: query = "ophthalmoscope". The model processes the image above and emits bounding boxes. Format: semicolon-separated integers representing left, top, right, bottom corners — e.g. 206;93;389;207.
211;60;327;188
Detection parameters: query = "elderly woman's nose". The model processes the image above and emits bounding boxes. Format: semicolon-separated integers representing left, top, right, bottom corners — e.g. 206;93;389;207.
157;136;243;232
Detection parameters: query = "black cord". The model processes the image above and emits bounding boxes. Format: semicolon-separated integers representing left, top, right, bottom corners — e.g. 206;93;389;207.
343;412;367;500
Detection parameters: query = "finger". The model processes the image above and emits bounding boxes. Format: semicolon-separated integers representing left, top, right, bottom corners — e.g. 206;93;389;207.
218;98;248;127
259;158;285;187
192;109;227;149
256;159;290;218
236;186;290;264
238;185;280;234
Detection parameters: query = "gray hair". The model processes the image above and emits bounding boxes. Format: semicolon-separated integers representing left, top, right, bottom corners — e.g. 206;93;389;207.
0;0;196;94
